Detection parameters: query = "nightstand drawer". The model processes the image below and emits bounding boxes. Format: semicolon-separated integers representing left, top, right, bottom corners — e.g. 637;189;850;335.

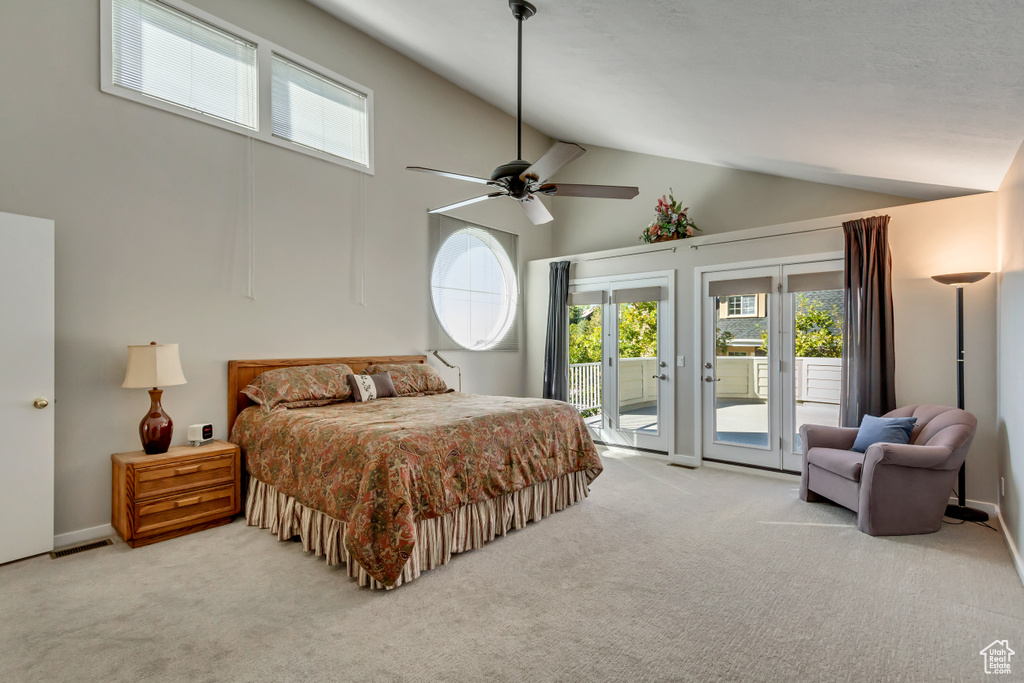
135;451;236;500
134;484;237;539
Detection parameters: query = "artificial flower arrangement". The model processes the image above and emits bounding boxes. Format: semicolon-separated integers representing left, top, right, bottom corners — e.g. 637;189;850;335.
640;189;700;243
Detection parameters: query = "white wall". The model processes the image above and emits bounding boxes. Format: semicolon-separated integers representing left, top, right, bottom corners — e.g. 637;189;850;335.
547;144;920;256
0;0;555;536
997;141;1024;567
527;193;1000;505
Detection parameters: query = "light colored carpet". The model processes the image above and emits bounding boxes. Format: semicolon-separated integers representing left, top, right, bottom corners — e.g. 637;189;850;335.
2;450;1021;682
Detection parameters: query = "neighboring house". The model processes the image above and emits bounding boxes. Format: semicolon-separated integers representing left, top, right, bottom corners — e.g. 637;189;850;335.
716;290;843;356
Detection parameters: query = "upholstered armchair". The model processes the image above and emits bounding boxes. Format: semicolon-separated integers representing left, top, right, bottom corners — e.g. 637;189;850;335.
799;405;978;536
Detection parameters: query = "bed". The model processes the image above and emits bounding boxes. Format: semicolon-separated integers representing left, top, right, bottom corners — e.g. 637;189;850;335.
227;356;602;589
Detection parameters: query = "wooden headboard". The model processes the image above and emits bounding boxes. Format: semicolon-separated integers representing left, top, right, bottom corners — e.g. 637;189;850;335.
227;355;427;433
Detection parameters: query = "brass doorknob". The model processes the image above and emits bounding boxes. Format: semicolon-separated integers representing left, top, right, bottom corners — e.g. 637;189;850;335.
33;398;49;409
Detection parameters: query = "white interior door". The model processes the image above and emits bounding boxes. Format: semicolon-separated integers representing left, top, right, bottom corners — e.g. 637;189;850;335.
0;212;55;563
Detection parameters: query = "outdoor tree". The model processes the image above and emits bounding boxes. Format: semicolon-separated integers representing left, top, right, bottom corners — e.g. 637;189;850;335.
759;294;843;357
569;306;603;364
716;328;735;355
793;294;843;357
569;302;659;364
617;302;658;357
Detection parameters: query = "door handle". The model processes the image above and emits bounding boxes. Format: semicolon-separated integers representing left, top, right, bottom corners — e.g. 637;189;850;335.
652;374;667;380
703;376;721;383
33;398;49;409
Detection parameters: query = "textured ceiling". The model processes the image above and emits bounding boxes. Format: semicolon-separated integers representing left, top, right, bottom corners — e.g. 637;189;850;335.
309;0;1024;199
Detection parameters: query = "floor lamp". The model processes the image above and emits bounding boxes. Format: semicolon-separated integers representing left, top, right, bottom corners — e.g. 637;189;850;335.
931;271;990;523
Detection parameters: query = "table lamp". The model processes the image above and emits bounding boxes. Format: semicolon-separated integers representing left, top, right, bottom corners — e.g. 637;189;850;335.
931;271;990;522
122;342;187;454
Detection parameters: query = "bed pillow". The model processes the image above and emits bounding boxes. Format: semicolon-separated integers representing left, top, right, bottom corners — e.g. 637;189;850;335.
347;372;398;402
243;363;354;412
363;363;448;396
851;415;918;453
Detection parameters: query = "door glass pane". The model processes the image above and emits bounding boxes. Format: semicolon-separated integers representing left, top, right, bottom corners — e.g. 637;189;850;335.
617;301;658;433
793;290;844;451
568;303;602;430
714;293;770;448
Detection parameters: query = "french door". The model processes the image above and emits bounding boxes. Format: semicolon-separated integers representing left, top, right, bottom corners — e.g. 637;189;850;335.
568;273;674;453
700;260;843;471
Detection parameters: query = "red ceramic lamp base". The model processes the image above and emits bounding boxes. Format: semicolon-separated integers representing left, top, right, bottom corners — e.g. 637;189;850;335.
140;388;173;455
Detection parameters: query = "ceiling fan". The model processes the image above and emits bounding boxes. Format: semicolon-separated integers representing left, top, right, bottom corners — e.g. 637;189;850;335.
407;0;640;225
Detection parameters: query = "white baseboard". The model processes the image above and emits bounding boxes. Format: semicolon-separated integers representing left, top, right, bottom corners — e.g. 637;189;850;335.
945;496;999;518
996;506;1024;589
53;524;115;550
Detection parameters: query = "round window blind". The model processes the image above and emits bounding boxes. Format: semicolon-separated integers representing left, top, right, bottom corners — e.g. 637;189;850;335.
430;227;518;350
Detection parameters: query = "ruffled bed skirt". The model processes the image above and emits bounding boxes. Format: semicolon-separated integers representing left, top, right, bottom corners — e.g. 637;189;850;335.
245;469;597;590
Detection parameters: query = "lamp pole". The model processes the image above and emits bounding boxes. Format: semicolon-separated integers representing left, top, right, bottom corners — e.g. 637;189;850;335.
932;272;990;523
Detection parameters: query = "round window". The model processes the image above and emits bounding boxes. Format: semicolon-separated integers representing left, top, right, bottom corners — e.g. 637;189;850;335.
430;228;517;350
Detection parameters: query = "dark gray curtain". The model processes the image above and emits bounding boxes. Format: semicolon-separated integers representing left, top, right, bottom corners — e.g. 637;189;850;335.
840;215;896;426
543;261;571;401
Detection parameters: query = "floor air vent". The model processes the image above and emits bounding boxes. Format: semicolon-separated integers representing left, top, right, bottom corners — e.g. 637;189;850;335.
49;538;113;559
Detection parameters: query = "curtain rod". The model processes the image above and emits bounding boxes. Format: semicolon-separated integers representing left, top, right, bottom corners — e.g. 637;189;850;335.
689;225;842;250
583;246;677;262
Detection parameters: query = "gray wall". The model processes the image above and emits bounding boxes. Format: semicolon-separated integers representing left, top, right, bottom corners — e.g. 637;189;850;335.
527;193;1000;506
0;0;999;541
0;0;555;537
547;144;919;256
998;141;1024;572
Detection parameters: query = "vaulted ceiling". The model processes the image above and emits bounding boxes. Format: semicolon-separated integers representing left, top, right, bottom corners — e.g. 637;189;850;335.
309;0;1024;200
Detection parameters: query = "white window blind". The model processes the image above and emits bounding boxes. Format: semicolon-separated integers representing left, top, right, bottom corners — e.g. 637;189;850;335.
429;215;519;351
271;54;370;167
111;0;258;129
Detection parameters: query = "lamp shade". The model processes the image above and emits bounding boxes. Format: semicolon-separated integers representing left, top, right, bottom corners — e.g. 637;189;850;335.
931;271;990;286
122;343;187;388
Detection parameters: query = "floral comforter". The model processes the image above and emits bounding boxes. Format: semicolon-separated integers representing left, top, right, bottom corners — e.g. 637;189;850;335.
230;393;602;586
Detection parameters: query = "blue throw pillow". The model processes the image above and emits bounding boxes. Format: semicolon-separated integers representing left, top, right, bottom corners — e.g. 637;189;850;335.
851;415;918;453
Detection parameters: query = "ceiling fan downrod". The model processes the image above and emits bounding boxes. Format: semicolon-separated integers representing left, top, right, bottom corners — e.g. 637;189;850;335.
509;1;536;161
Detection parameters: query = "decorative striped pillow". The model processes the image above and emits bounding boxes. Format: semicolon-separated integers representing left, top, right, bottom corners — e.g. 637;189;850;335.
347;372;398;402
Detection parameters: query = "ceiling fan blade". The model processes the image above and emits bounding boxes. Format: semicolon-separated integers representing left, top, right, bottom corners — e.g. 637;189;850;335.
520;142;586;184
518;196;554;225
538;183;640;200
428;192;506;214
407;166;498;186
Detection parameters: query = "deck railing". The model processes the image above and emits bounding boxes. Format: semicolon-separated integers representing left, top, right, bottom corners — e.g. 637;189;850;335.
569;356;841;414
568;361;602;413
569;357;659;413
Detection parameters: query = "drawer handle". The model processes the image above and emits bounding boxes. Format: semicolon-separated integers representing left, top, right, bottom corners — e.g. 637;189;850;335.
174;465;201;475
175;496;201;508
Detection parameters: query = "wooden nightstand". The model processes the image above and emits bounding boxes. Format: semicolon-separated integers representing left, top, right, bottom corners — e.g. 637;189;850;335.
111;440;241;548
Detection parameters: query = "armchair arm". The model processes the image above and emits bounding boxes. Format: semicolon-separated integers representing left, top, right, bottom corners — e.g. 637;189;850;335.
800;424;859;452
864;442;955;470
